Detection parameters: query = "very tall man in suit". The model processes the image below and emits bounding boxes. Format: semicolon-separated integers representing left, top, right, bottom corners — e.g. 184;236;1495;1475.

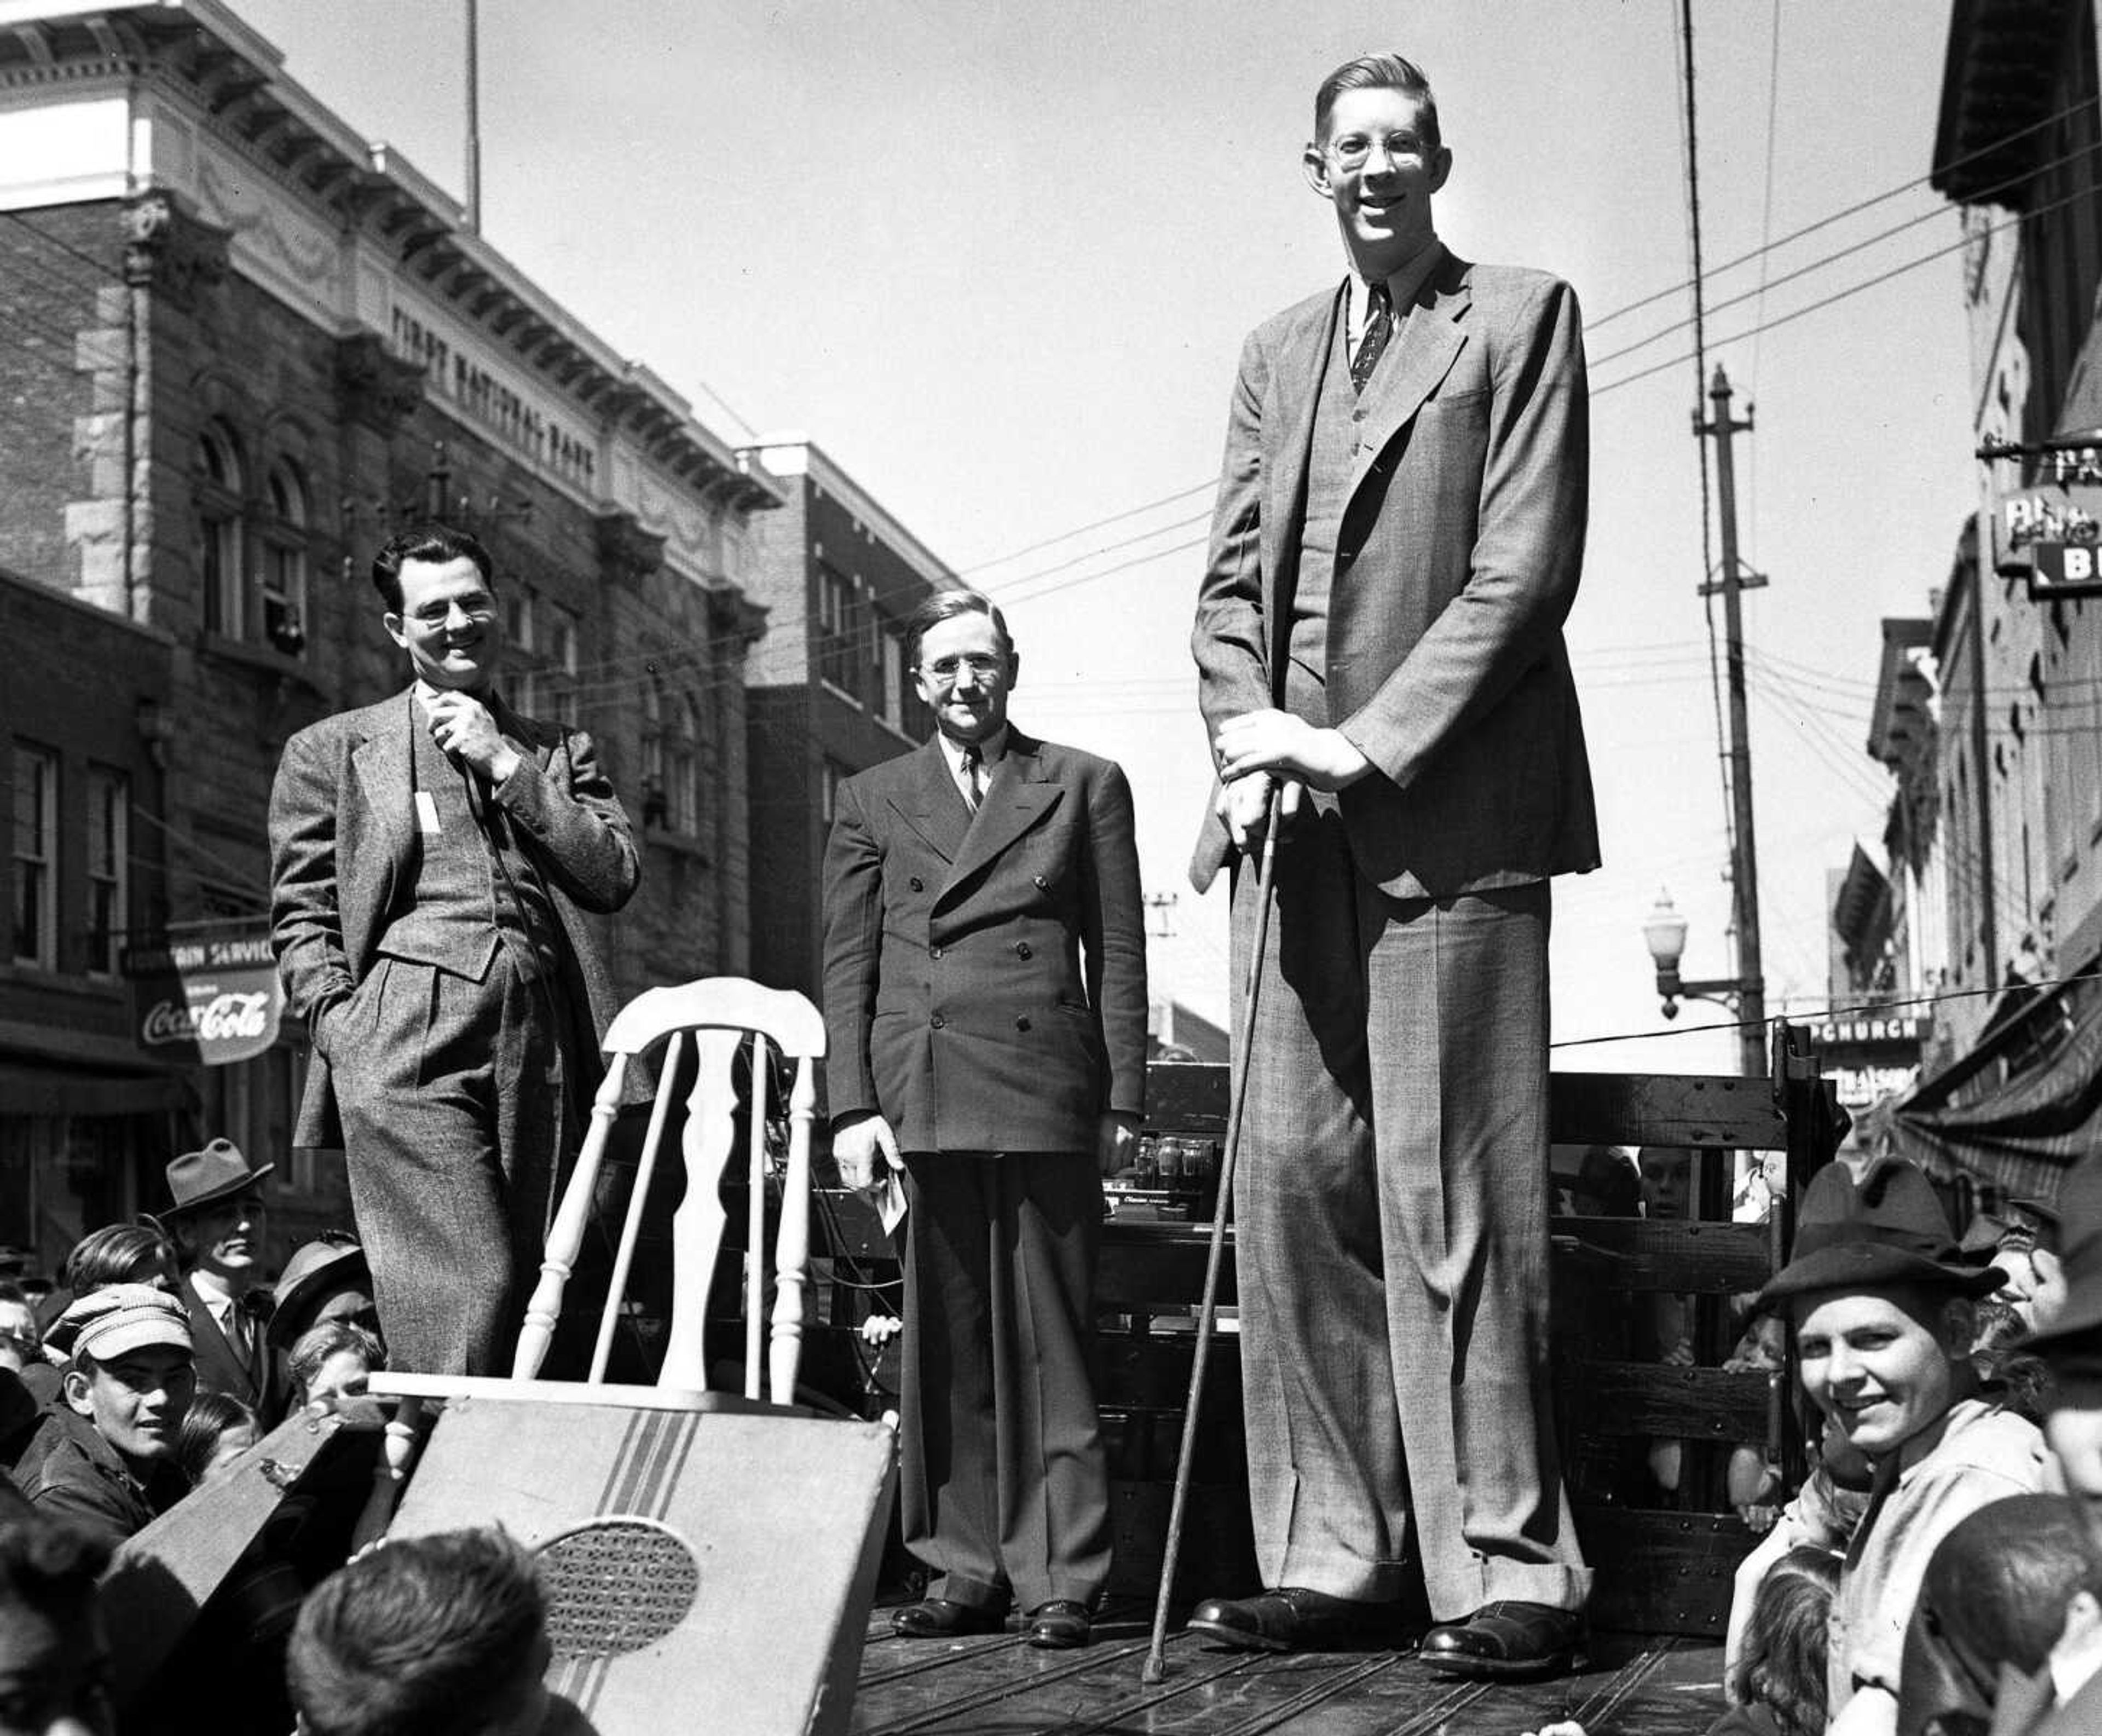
1188;53;1597;1677
823;590;1146;1652
269;526;639;1376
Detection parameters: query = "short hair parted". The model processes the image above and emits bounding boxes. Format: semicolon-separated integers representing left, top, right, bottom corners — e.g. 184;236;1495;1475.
288;1319;385;1397
369;525;498;613
1314;52;1441;151
173;1389;259;1486
63;1223;176;1295
905;589;1014;667
0;1509;109;1617
287;1528;547;1736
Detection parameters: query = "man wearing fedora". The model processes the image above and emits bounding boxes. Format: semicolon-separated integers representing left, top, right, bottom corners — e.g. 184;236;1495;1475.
1726;1159;2051;1736
163;1138;290;1426
269;525;639;1377
268;1236;377;1368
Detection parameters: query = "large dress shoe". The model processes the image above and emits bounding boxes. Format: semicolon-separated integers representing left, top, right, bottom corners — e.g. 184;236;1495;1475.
1024;1600;1091;1650
1420;1601;1586;1680
890;1597;1007;1639
1186;1587;1379;1653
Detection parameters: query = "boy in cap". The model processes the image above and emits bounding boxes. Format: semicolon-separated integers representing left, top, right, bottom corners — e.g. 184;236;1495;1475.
25;1284;197;1553
163;1138;290;1423
1725;1160;2049;1736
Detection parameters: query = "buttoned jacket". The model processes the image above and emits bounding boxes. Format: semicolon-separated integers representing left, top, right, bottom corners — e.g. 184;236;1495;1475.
821;730;1146;1154
1191;251;1599;899
268;686;639;1150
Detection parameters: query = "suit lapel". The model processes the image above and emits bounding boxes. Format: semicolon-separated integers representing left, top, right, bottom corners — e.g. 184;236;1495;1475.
888;739;969;864
183;1278;255;1399
939;733;1061;905
350;689;421;880
1348;259;1472;505
492;690;555;772
1264;286;1344;706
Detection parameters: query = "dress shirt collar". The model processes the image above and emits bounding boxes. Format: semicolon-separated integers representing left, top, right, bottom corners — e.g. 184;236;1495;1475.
937;725;1008;783
1348;238;1447;347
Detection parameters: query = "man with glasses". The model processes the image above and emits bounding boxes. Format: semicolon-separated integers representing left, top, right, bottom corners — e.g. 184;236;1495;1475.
1188;52;1596;1674
268;526;639;1378
822;589;1146;1651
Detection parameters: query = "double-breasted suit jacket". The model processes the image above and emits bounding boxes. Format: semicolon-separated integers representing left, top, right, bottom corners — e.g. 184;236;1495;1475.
821;726;1145;1615
269;687;637;1152
1192;250;1598;897
822;730;1146;1152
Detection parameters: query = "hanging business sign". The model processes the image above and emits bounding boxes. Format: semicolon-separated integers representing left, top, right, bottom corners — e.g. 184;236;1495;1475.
120;931;283;1066
1812;1012;1926;1112
1991;476;2102;596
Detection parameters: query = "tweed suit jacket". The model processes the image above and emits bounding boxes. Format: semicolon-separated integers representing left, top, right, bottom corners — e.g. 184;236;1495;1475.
821;729;1146;1154
1988;1660;2102;1736
268;685;639;1151
1191;250;1599;899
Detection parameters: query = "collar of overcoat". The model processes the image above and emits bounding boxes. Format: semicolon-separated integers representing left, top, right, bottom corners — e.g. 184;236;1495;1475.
887;730;1064;908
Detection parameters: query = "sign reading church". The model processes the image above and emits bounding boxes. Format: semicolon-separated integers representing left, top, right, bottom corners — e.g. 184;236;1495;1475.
122;931;284;1066
1814;1011;1927;1112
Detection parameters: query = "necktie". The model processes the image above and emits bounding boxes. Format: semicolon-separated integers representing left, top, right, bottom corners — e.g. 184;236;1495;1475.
961;744;984;812
1351;282;1394;394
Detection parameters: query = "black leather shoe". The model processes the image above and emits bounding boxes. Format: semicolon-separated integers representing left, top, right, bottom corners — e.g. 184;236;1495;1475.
1025;1600;1091;1649
1420;1601;1586;1680
1186;1587;1379;1653
890;1597;1007;1639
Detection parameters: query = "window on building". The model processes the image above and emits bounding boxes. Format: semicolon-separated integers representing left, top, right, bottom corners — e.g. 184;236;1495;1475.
197;425;246;639
260;463;310;658
666;696;698;835
817;564;863;698
85;766;127;977
640;678;666;827
11;743;57;970
880;626;906;731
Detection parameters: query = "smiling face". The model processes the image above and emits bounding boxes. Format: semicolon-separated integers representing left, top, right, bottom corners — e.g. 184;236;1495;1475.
66;1346;195;1470
385;554;503;693
1303;85;1451;279
1792;1286;1966;1459
913;610;1017;748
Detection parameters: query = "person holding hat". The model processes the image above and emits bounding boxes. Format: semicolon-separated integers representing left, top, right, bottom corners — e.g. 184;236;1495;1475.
1724;1160;2051;1736
23;1283;196;1553
163;1139;291;1425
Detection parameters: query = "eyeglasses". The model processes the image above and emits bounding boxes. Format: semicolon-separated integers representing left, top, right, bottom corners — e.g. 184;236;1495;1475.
919;654;1007;684
1326;133;1431;170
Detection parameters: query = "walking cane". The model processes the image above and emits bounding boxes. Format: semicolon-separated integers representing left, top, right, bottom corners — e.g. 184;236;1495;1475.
1141;787;1283;1686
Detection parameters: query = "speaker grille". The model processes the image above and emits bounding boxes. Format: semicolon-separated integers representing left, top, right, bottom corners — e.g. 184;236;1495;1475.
537;1517;701;1658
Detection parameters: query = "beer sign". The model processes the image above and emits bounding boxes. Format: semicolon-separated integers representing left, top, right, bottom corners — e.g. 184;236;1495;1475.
122;931;284;1065
2032;541;2102;598
1993;480;2102;595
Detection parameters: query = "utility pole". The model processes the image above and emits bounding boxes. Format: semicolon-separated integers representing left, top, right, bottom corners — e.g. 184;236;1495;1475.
1696;365;1768;1080
463;0;482;232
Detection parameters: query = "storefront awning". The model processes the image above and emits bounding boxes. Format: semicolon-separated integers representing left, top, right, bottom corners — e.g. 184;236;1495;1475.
0;1064;189;1119
1884;969;2102;1203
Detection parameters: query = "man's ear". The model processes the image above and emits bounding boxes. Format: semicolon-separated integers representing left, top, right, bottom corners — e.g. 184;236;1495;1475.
62;1368;94;1417
1302;140;1335;200
383;610;408;653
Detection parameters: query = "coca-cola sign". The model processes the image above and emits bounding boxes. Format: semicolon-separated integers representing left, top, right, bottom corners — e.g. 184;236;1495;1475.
122;932;282;1066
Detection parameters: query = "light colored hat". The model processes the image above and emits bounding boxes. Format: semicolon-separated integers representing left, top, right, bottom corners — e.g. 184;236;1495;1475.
59;1283;193;1363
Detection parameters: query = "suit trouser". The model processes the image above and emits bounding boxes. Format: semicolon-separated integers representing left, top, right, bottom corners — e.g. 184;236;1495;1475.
897;1150;1112;1613
330;953;567;1377
1230;809;1590;1617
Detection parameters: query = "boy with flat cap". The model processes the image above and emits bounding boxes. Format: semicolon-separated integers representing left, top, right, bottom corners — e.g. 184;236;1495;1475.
25;1283;197;1553
1725;1160;2050;1736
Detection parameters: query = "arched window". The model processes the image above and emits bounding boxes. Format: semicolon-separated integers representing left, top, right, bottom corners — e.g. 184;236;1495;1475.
669;695;703;835
640;678;667;828
261;461;309;656
196;424;246;638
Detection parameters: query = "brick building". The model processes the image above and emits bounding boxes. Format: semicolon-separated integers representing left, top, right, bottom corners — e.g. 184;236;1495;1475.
735;435;956;1004
0;0;782;1267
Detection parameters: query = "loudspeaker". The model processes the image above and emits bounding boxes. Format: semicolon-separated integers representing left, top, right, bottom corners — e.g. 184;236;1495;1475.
387;1393;896;1735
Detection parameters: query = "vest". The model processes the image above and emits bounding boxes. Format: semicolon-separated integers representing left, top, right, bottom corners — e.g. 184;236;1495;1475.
1286;310;1385;725
377;698;561;983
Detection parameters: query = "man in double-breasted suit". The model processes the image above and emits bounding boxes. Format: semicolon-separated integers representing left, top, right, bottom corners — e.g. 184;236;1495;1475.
1186;53;1597;1677
822;590;1146;1652
269;526;638;1377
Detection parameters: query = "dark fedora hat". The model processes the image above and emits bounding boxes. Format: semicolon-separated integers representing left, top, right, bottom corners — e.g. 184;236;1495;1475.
266;1236;372;1352
2023;1155;2102;1353
164;1137;274;1218
1758;1158;2002;1307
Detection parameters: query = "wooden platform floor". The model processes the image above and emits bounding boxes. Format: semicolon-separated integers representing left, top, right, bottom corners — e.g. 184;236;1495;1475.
851;1605;1726;1735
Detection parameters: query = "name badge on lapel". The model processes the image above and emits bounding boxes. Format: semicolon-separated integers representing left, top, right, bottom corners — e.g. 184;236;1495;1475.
415;791;442;837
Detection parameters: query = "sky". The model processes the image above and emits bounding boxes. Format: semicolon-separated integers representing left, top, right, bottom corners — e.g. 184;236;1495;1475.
223;1;1979;1076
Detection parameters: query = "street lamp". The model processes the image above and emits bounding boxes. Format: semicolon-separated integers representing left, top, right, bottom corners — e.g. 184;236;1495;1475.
1643;886;1760;1020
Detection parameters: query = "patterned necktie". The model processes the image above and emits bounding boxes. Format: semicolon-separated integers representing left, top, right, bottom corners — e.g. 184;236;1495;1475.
960;743;984;812
1351;282;1394;394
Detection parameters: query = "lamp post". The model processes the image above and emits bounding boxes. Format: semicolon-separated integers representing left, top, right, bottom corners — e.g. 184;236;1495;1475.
1642;886;1767;1078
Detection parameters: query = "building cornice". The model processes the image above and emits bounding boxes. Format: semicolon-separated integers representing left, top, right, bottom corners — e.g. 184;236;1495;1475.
736;433;959;592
